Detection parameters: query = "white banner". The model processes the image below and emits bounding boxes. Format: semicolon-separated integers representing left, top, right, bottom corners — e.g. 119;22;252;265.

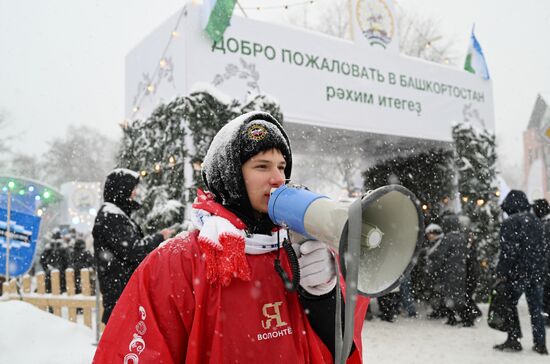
126;3;494;142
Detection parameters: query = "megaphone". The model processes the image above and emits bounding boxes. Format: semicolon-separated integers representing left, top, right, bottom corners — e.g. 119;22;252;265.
268;184;423;297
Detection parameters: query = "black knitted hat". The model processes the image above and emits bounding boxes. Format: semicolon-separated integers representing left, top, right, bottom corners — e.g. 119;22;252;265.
202;111;292;206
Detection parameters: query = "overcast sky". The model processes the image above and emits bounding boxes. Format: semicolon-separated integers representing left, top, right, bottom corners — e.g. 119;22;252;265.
1;0;549;183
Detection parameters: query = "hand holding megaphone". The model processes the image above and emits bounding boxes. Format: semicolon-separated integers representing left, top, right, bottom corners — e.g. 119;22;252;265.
298;240;337;296
268;184;423;297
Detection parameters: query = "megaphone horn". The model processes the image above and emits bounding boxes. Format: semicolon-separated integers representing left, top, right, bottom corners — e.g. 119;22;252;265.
268;184;424;297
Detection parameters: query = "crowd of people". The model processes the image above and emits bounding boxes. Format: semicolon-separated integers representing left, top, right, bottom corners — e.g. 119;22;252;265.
373;189;550;355
38;227;94;293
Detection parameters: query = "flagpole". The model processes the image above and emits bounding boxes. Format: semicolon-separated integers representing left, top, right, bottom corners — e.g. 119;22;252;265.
236;1;248;17
5;188;11;281
347;0;355;41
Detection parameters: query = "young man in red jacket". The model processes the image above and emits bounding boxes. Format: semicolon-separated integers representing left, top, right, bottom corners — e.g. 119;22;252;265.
93;111;368;363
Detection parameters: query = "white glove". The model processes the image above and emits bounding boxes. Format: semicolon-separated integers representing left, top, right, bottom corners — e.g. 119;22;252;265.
298;240;337;296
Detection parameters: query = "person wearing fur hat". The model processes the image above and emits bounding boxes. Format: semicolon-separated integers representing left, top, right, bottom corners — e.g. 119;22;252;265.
493;190;548;354
93;112;368;363
92;168;175;324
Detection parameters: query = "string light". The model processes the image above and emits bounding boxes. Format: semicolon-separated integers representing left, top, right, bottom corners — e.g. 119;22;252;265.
154;163;162;172
168;156;176;166
244;0;315;11
140;170;148;177
128;7;186;120
495;190;500;197
476;198;485;206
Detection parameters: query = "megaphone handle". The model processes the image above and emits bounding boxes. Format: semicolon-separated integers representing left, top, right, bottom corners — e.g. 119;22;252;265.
335;198;362;364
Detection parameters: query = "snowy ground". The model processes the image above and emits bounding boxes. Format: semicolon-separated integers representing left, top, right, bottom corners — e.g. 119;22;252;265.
0;298;547;364
363;298;548;363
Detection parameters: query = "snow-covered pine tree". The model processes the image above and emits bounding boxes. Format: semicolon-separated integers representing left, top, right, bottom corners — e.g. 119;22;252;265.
118;97;187;233
184;90;241;195
452;123;499;300
363;149;455;223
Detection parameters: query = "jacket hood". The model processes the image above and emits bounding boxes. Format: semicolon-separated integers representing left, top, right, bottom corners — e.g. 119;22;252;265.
201;111;292;233
533;198;550;219
103;168;141;214
501;190;530;215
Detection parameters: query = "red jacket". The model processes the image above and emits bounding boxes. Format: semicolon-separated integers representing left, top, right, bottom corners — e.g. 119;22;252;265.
93;200;368;363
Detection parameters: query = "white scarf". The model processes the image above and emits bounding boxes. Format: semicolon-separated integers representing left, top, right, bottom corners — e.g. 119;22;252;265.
192;208;286;255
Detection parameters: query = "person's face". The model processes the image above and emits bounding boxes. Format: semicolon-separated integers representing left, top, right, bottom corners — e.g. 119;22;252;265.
426;232;439;242
242;148;286;214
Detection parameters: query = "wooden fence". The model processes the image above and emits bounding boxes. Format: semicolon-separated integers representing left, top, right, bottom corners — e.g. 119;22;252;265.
1;268;104;332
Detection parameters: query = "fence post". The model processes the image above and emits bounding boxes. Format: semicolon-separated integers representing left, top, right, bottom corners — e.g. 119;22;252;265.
22;274;31;294
66;268;77;322
36;272;47;311
81;269;92;328
51;270;61;317
8;279;17;294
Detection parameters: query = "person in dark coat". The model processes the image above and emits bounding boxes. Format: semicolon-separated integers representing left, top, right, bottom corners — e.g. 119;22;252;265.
68;238;94;293
427;213;468;326
422;223;445;318
92;168;175;324
39;232;70;293
458;215;482;326
532;198;550;326
493;190;548;354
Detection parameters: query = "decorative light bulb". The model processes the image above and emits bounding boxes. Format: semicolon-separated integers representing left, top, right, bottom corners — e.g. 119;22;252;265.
154;163;161;172
147;84;155;93
159;59;167;68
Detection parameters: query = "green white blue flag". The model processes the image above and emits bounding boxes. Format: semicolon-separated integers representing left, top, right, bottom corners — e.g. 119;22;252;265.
201;0;237;43
464;28;490;80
